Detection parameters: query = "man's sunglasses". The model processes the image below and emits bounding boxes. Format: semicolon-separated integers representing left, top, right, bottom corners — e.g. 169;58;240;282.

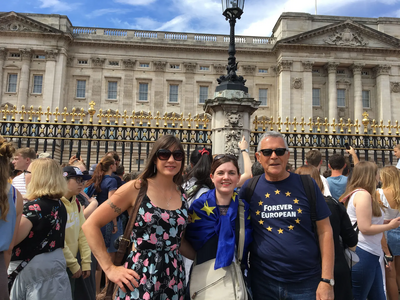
156;149;184;161
259;148;288;157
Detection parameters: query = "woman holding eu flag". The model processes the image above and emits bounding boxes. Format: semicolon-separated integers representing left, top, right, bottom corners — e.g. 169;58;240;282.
185;154;252;300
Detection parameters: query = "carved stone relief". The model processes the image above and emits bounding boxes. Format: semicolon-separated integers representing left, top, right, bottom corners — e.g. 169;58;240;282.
324;27;368;47
66;56;74;67
302;61;314;72
391;82;400;93
225;112;243;127
292;77;303;89
153;61;167;71
19;48;32;60
122;59;135;69
0;22;33;32
91;57;105;67
225;130;242;156
374;64;391;76
183;62;197;73
325;62;339;73
277;60;292;73
213;64;226;74
242;65;256;75
45;50;58;61
0;48;6;61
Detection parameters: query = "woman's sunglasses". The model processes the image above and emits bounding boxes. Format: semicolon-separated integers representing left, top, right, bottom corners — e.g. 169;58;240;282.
156;149;184;161
259;148;287;157
213;154;237;162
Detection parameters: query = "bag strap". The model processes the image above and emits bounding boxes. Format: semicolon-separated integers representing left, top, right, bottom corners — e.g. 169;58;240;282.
237;199;246;266
244;175;262;204
8;199;62;288
299;175;319;244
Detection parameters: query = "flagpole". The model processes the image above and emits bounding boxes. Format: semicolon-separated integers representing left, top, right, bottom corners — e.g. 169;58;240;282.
315;0;317;14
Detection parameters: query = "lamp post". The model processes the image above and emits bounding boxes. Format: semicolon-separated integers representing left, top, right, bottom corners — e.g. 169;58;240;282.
216;0;247;93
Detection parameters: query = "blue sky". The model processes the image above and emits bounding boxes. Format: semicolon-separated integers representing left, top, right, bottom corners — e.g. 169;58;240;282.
2;0;400;36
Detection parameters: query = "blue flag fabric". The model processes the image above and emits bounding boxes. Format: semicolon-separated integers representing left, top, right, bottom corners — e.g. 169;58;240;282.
185;189;252;270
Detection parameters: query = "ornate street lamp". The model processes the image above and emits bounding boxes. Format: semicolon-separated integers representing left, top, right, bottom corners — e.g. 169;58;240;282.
216;0;248;93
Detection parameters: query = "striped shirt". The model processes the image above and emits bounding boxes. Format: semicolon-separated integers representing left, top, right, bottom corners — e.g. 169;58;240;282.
12;173;27;204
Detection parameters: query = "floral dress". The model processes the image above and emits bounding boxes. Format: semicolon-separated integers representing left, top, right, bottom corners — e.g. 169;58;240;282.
115;195;188;300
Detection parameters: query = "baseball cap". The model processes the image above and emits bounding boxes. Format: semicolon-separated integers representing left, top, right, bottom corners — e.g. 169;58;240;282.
89;164;98;176
63;166;91;180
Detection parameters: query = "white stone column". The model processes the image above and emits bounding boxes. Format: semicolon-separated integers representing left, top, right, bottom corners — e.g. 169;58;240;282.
0;48;6;103
326;62;339;126
302;61;314;120
42;50;57;110
17;48;32;107
52;50;67;110
351;63;364;123
375;64;391;123
277;60;292;118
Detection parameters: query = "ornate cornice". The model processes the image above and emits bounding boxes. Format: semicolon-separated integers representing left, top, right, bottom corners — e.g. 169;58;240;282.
391;82;400;93
325;62;339;74
183;62;197;73
45;49;58;61
91;57;105;68
277;60;292;73
213;64;226;74
302;61;314;72
153;61;166;71
122;59;135;69
19;48;32;61
351;63;364;75
374;64;391;76
242;65;256;75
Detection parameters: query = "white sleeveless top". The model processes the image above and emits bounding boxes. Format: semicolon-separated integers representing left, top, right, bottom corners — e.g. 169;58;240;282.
347;191;384;257
378;189;400;220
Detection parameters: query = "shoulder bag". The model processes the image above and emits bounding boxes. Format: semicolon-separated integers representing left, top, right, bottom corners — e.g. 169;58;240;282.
96;182;147;300
189;199;248;300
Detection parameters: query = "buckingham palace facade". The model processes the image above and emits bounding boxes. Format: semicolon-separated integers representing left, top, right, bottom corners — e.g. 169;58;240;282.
1;11;400;125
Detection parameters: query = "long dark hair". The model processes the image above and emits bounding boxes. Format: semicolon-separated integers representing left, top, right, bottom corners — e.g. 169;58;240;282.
0;136;14;221
135;135;185;191
85;155;115;193
185;147;214;199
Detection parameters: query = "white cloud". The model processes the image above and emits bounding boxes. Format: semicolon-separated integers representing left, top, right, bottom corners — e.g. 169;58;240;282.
39;0;75;11
114;0;156;5
111;17;161;30
87;8;130;18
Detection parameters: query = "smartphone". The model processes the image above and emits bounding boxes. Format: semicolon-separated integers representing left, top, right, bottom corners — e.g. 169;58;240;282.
76;152;80;159
344;143;350;150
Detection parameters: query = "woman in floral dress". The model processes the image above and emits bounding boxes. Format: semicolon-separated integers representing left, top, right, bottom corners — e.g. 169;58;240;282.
83;135;195;300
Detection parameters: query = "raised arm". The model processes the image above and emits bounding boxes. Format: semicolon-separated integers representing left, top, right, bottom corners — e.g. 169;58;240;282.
237;136;252;187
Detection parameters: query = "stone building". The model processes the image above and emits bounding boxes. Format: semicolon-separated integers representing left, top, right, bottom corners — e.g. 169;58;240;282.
1;11;400;126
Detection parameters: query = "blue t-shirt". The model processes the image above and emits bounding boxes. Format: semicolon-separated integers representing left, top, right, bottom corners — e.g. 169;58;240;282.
0;186;16;252
84;175;118;205
327;175;348;200
239;172;331;283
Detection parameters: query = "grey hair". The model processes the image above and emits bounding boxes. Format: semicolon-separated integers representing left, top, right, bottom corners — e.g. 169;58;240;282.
257;131;289;152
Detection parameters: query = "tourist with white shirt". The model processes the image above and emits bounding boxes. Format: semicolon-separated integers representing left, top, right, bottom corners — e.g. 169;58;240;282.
394;144;400;169
340;162;400;300
11;148;36;203
377;166;400;300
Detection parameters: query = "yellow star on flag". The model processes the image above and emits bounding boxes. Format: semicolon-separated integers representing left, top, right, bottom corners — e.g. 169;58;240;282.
275;189;280;195
259;219;264;225
256;210;261;215
293;199;299;204
278;228;284;234
295;218;301;224
288;225;294;230
232;192;238;202
201;201;216;216
266;226;272;232
297;208;303;214
258;200;263;206
189;211;201;223
285;191;291;197
265;193;270;198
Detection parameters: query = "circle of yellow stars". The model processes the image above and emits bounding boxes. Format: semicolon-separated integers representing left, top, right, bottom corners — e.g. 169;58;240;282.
257;189;303;235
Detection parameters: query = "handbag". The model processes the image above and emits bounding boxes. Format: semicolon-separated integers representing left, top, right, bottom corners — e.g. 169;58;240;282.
96;182;147;300
189;199;248;300
342;220;360;268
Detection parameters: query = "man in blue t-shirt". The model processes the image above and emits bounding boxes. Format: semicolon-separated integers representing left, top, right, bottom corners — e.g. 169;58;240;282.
239;131;334;300
326;154;347;200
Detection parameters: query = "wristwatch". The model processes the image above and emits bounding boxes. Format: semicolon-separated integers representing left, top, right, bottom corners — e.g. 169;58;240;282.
241;149;249;153
320;278;335;286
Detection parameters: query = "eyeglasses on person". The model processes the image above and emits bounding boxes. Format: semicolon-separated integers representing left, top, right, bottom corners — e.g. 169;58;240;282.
259;148;288;157
71;177;85;184
156;149;184;161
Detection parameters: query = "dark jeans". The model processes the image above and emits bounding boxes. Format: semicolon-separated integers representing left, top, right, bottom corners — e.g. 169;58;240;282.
352;247;385;300
251;273;319;300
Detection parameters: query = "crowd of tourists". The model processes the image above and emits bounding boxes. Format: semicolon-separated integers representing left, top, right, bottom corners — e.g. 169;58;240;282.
1;132;400;300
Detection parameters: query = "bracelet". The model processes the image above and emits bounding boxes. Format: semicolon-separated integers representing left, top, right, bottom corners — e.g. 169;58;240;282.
241;149;249;153
113;225;118;228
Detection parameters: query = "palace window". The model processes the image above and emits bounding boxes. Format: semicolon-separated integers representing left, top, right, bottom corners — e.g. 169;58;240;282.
76;80;86;98
199;86;208;104
7;74;18;93
109;61;119;66
337;89;346;107
139;63;149;68
169;85;179;103
258;69;268;73
10;53;20;58
78;60;88;65
32;75;43;94
170;64;180;69
108;81;118;100
34;55;46;59
362;90;370;108
259;88;268;106
200;66;209;71
139;83;148;101
337;69;345;75
312;89;320;106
